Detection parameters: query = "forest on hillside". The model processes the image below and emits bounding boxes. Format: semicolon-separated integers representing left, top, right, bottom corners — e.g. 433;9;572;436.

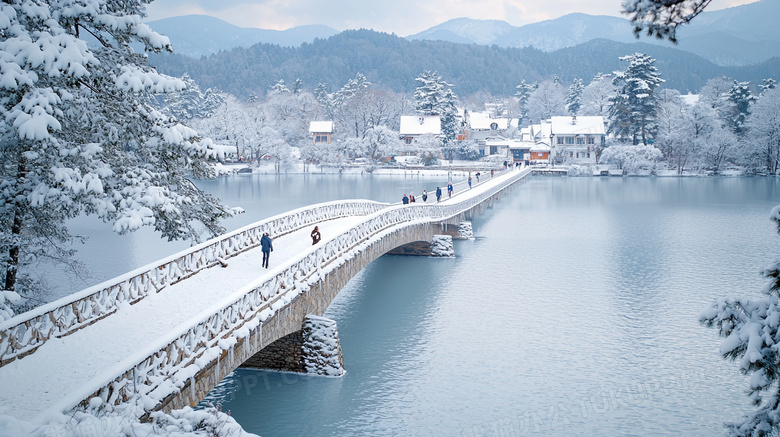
149;29;779;99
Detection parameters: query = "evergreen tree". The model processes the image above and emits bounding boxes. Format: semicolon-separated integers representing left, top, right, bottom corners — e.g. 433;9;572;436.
292;78;304;94
608;53;665;145
701;201;780;435
0;0;231;310
728;81;756;136
413;71;458;156
566;78;584;116
761;79;777;95
270;79;290;94
314;83;334;119
414;71;451;116
333;73;371;138
514;80;537;123
162;74;224;121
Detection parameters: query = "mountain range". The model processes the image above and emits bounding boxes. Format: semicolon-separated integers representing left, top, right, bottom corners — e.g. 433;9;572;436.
146;0;780;66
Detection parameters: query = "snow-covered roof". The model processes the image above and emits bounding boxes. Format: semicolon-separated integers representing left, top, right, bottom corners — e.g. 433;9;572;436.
469;112;509;131
400;115;441;136
550;116;606;136
530;142;550;152
309;121;334;133
484;137;513;146
681;93;699;106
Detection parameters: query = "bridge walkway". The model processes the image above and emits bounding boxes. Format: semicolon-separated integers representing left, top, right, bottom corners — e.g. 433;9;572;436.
0;167;521;423
0;215;370;422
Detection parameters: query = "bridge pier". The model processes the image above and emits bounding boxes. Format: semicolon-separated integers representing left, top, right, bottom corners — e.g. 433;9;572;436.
242;315;345;377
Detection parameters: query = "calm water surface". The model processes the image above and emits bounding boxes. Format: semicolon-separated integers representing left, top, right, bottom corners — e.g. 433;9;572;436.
198;176;780;436
49;174;780;435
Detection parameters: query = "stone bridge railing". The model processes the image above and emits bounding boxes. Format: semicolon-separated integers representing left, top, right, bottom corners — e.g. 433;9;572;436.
0;201;389;367
71;168;531;413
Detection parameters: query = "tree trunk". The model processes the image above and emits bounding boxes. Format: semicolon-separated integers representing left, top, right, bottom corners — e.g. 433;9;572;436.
5;162;26;292
4;205;23;291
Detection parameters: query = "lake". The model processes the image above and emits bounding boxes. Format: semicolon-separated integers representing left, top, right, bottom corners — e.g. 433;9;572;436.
184;175;780;436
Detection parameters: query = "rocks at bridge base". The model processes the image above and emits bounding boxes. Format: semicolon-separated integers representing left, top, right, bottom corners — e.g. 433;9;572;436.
302;315;345;377
430;235;455;257
241;315;344;377
457;221;474;240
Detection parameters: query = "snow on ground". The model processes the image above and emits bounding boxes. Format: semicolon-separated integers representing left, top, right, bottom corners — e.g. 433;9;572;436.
0;216;366;424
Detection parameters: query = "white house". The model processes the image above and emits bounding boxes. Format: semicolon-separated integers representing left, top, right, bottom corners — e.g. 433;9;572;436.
309;121;334;145
479;136;512;157
549;116;605;164
399;115;441;145
466;112;511;141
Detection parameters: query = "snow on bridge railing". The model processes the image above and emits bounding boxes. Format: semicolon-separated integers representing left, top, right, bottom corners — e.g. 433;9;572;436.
0;200;390;367
73;168;531;413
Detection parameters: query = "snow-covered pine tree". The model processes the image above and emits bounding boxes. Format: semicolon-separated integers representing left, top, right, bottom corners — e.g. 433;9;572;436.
270;79;290;94
162;74;224;121
292;78;304;95
514;80;537;124
728;81;756;136
0;0;231;311
608;53;664;145
413;71;458;159
701;201;780;436
761;79;777;95
414;70;450;116
566;78;584;116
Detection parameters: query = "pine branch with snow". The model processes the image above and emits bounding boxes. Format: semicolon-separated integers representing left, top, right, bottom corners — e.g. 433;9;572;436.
700;206;780;436
0;0;231;316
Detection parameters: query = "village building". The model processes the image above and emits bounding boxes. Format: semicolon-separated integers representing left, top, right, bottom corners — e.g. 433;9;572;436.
549;116;606;164
399;115;441;145
309;121;334;145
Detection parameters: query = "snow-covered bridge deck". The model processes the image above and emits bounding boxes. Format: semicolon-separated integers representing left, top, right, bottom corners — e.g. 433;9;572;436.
0;167;531;424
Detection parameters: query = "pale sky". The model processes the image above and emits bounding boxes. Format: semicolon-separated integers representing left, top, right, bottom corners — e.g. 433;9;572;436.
145;0;760;36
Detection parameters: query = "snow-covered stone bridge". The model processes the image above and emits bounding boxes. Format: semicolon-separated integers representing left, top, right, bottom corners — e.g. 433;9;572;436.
0;167;531;424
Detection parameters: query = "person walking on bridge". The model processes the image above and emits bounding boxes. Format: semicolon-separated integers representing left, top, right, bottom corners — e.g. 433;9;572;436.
261;232;273;269
422;189;428;202
436;187;442;202
311;226;321;245
402;194;409;204
448;182;453;197
468;176;472;189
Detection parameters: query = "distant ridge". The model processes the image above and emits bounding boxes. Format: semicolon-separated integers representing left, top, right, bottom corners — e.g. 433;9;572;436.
405;0;780;66
145;15;339;57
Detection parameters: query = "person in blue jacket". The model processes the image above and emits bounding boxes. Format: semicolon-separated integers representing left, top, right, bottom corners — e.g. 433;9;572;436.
402;194;409;204
435;187;442;202
261;232;273;268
